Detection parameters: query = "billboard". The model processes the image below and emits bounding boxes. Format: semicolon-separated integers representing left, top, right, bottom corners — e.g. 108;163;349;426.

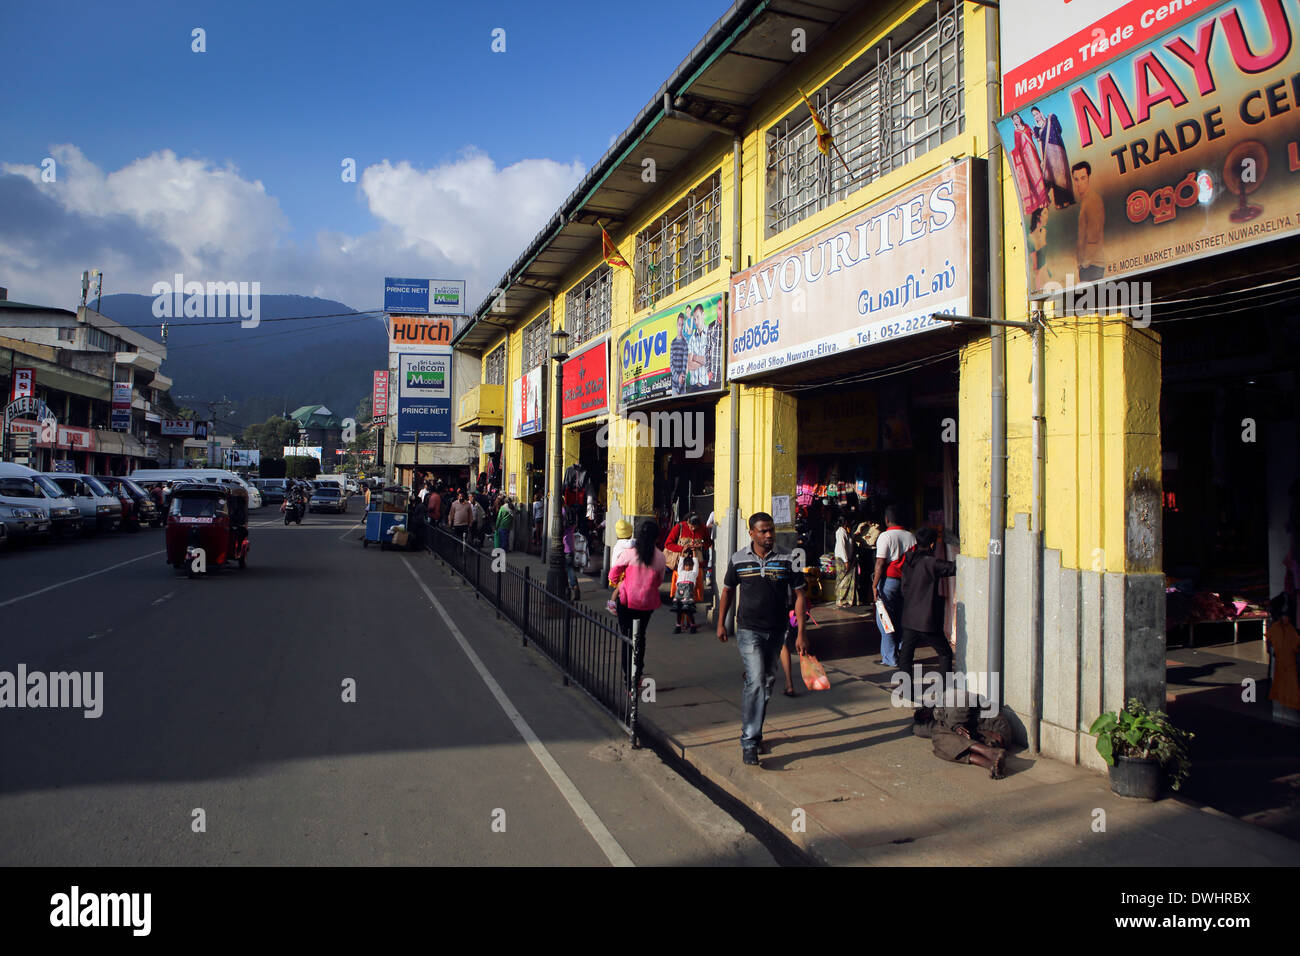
283;446;323;461
227;449;260;468
727;162;974;380
388;315;455;352
512;366;544;437
396;352;452;443
161;419;194;436
384;278;467;315
373;370;389;418
11;368;34;401
998;0;1300;296
562;338;609;423
618;292;725;407
1000;0;1207;114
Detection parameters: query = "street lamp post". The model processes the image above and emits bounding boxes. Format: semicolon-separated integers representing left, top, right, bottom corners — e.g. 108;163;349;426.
545;325;569;601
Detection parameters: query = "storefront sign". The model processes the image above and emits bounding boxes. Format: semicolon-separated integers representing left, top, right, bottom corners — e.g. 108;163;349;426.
161;419;195;437
384;278;466;316
3;397;56;443
482;432;497;453
618;293;725;407
112;382;132;407
372;370;389;418
53;460;75;473
388;315;455;351
396;352;452;443
512;366;544;437
10;367;34;401
111;409;131;431
56;426;93;451
1000;0;1208;114
728;162;973;380
999;0;1300;296
562;339;610;422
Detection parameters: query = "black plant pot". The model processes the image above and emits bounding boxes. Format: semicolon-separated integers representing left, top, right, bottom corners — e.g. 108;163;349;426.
1109;755;1161;800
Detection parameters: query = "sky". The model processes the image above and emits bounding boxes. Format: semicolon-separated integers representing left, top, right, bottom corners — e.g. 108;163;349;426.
0;0;727;314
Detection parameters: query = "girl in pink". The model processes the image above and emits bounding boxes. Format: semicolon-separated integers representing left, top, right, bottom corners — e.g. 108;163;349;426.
609;519;667;694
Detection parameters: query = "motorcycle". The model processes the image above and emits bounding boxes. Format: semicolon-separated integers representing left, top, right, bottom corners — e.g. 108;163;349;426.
282;496;305;525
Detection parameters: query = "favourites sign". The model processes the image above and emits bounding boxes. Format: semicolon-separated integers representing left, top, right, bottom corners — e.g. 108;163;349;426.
727;162;973;380
618;293;725;408
998;0;1300;296
562;339;609;422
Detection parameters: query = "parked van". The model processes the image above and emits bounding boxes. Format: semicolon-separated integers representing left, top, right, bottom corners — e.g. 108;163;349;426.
0;462;83;537
42;473;123;534
131;468;263;509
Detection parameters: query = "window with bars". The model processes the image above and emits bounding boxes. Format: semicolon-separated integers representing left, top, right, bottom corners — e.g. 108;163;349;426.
521;313;550;370
765;1;964;237
565;265;612;347
634;171;722;312
484;344;506;386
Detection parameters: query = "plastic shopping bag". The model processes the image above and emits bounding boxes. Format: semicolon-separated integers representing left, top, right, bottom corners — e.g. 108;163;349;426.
875;599;895;634
800;653;831;692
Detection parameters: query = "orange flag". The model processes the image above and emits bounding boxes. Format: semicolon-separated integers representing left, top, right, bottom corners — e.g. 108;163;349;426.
798;88;834;156
602;226;632;270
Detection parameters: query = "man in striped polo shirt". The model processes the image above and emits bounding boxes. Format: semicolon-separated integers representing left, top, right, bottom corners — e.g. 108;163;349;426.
717;512;807;766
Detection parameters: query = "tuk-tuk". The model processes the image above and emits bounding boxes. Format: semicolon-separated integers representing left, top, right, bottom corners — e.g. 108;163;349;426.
165;481;250;576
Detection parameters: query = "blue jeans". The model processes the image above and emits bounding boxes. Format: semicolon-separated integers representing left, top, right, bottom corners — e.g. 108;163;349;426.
564;552;578;588
737;627;785;754
877;577;902;666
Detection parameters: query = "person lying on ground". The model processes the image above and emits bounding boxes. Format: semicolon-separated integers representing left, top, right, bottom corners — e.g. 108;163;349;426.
911;703;1012;779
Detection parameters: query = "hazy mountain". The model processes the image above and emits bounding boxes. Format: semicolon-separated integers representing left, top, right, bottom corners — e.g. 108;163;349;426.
96;293;387;430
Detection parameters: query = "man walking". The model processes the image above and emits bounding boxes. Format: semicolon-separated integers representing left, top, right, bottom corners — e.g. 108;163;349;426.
449;489;473;541
872;506;915;668
897;526;956;698
717;512;807;767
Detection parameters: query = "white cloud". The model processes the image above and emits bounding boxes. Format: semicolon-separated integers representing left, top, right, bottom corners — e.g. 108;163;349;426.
0;144;586;313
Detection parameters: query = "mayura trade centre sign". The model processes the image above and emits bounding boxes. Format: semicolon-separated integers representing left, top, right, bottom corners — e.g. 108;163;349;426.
727;161;975;379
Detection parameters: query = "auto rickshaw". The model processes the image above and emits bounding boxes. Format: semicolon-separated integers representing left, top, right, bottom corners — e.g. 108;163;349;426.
165;481;250;576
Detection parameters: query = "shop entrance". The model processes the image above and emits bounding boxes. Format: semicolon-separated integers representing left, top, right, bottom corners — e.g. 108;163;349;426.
651;400;717;540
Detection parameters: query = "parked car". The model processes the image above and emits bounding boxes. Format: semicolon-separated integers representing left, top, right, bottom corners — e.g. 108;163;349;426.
0;464;83;538
253;478;289;505
0;488;53;545
100;475;162;530
131;468;262;509
309;486;347;514
44;473;123;534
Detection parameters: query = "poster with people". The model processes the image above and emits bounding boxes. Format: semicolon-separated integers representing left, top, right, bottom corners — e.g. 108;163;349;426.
997;0;1300;297
618;292;725;407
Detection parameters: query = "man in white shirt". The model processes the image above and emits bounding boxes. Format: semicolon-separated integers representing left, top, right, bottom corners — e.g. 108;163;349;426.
871;507;916;667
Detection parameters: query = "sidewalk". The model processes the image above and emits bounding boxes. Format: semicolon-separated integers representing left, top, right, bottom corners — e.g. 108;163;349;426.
459;546;1300;866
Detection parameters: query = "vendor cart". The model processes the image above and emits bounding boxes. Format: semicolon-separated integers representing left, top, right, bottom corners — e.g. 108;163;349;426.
364;485;408;549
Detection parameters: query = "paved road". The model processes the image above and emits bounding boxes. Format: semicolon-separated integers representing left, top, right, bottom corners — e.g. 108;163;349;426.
0;499;775;866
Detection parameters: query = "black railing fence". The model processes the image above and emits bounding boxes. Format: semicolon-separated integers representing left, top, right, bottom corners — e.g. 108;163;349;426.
428;527;644;742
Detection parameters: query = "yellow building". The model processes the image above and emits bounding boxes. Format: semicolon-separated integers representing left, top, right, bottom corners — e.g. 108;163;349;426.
453;0;1300;767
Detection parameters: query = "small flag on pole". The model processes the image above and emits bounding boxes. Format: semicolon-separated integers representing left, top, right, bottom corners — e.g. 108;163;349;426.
601;225;632;271
798;87;855;180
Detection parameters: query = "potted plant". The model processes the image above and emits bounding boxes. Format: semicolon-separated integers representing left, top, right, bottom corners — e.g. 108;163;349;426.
1088;698;1193;799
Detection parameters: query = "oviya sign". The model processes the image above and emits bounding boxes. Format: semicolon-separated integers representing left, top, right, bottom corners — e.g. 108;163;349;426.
727;162;974;379
562;339;609;423
998;0;1300;296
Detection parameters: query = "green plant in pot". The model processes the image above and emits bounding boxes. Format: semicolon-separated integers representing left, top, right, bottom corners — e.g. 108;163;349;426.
1089;698;1193;799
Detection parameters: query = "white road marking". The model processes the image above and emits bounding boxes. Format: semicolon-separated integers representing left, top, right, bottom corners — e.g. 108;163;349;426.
87;628;113;640
0;549;166;610
400;557;634;868
152;591;175;606
338;521;363;540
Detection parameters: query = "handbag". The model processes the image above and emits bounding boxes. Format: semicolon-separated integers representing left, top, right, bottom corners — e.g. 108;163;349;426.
800;653;831;691
664;549;681;570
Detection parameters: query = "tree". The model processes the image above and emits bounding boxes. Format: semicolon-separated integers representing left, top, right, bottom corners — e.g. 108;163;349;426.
243;416;300;462
285;455;320;479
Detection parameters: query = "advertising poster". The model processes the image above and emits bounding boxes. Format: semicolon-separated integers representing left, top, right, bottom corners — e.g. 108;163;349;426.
727;162;973;380
512;366;544;437
10;367;34;401
618;292;725;408
562;338;610;423
388;315;455;352
396;352;452;443
997;0;1300;296
161;419;195;437
384;278;467;316
373;370;390;418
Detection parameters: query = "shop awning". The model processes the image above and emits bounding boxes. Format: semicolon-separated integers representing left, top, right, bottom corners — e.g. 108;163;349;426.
457;384;505;431
93;430;147;458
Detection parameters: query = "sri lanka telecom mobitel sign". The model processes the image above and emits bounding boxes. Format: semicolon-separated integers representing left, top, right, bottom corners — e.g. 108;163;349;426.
383;278;466;316
727;162;974;379
998;0;1300;295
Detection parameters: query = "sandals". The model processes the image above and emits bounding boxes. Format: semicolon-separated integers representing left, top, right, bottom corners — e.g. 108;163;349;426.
783;687;797;697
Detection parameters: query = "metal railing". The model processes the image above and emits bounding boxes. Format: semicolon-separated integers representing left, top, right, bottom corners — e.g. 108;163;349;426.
427;526;643;742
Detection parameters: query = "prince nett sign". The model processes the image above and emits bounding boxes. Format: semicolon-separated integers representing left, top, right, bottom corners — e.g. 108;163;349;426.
561;340;609;423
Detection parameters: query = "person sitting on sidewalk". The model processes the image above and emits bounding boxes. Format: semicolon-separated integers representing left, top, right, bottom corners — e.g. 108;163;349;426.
911;702;1010;779
671;551;700;633
717;512;807;767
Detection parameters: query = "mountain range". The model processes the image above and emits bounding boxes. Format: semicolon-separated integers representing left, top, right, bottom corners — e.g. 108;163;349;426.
96;293;388;431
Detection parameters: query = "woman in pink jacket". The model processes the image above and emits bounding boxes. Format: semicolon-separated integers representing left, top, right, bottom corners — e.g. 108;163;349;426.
609;519;666;695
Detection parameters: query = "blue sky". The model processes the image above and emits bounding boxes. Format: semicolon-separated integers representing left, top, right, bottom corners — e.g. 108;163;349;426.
0;0;727;311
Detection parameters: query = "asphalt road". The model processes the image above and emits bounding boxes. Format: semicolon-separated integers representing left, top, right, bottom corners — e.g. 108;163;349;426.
0;498;775;866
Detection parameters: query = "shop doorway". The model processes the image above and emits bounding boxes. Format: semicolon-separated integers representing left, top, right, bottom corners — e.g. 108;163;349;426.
651;400;717;542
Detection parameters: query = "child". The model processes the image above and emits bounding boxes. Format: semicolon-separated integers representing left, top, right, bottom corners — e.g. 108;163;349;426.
671;551;699;633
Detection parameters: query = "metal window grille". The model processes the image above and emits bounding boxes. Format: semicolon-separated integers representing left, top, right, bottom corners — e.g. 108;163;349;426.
484;344;506;386
765;1;964;236
522;313;550;370
634;172;722;312
565;265;612;347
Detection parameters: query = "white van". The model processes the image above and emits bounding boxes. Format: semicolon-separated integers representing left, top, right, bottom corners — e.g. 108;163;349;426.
0;462;84;537
130;468;263;509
